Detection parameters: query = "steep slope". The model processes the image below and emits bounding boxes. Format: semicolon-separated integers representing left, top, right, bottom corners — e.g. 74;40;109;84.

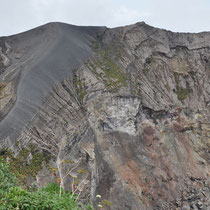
0;22;105;140
0;22;209;210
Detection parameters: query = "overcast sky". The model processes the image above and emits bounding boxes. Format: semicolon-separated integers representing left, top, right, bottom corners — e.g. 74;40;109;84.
0;0;210;36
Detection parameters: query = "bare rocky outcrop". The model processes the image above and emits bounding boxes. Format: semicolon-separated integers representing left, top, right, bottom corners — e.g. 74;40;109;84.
0;22;209;209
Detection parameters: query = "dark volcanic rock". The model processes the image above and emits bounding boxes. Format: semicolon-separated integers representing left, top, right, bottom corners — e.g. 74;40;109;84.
0;22;209;209
0;22;105;140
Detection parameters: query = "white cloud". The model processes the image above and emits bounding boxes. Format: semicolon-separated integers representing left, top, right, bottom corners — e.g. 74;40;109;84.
145;0;210;32
109;6;151;27
0;0;210;36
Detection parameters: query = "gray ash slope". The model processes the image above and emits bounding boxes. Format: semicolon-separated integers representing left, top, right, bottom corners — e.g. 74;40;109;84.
0;22;210;210
0;22;106;140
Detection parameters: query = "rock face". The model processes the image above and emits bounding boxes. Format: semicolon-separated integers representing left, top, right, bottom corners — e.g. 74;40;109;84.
0;22;209;209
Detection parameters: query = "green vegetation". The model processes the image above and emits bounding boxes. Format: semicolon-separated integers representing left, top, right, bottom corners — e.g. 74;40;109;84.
173;73;191;101
95;194;112;209
0;158;17;191
77;169;86;174
66;87;74;98
89;40;127;91
73;75;87;102
164;84;171;91
0;159;92;210
176;84;190;101
90;41;100;51
0;82;6;96
131;85;142;97
90;41;124;60
63;118;68;125
102;200;112;206
132;88;142;97
143;67;149;75
0;146;50;186
62;79;87;102
130;79;142;97
90;48;127;92
61;83;74;98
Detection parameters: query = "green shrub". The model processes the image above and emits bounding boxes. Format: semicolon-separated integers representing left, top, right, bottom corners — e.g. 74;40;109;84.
0;158;17;193
0;147;51;187
0;159;92;210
